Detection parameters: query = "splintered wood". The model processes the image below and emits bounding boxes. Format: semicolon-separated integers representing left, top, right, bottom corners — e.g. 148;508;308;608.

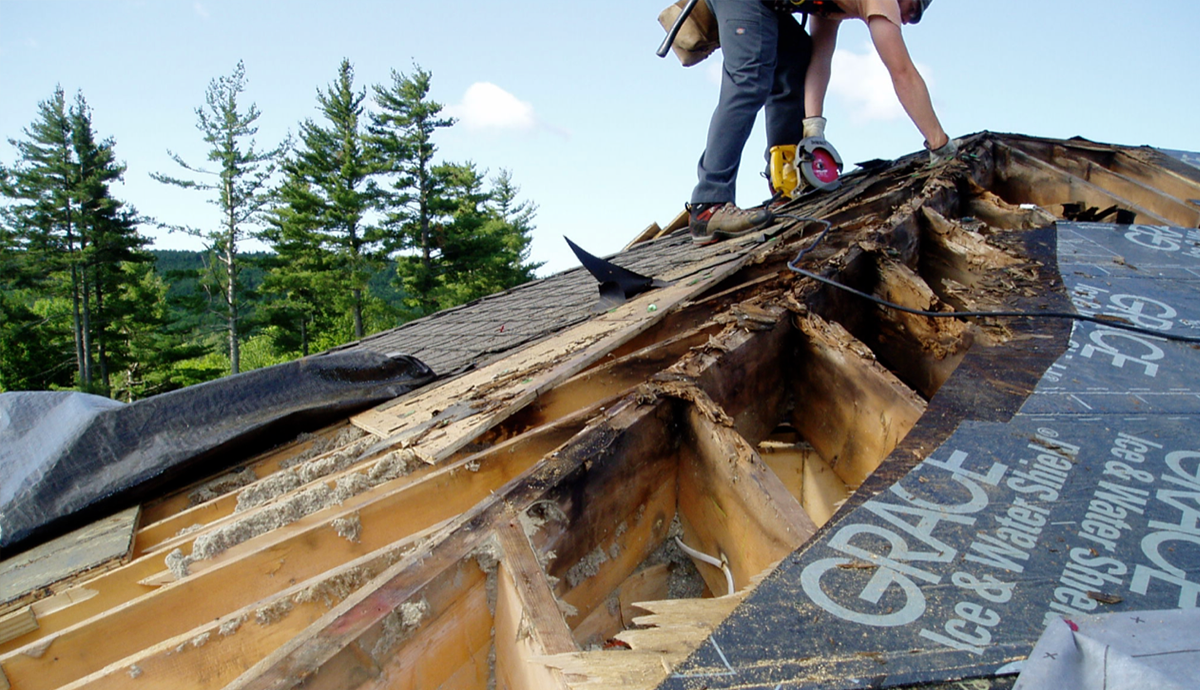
5;133;1195;690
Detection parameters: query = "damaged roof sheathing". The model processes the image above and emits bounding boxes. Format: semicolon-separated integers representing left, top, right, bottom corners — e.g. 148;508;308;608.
2;132;1200;690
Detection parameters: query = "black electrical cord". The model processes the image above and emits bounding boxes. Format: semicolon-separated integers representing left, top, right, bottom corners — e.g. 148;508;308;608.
776;214;1200;345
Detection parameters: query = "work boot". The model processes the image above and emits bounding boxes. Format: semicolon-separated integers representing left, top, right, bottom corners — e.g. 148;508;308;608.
688;202;774;246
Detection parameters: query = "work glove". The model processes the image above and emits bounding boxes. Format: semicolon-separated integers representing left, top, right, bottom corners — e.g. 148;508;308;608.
802;116;827;140
927;138;959;166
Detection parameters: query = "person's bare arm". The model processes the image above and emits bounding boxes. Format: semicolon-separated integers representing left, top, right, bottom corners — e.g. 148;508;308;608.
804;15;840;118
867;16;948;148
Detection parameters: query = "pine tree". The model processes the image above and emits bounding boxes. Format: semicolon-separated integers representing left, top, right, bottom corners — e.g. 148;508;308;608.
267;59;385;347
107;261;210;400
2;88;150;393
369;65;456;317
69;93;152;393
0;171;72;391
486;168;543;286
152;61;285;374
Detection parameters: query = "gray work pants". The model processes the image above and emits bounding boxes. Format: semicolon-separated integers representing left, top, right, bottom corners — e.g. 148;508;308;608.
691;0;812;205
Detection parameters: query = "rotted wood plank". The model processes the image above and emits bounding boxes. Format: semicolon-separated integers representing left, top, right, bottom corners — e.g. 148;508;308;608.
134;424;367;556
55;522;447;690
676;406;817;594
225;396;674;690
0;406;593;689
688;302;794;445
1011;140;1200;227
350;252;752;453
790;313;928;488
0;395;596;662
495;521;574;690
0;506;139;618
138;423;354;530
516;323;721;430
994;143;1173;225
535;593;749;690
873;254;972;398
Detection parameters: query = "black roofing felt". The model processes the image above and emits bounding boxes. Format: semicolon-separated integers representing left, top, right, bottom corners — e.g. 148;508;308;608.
335;232;736;378
660;221;1200;689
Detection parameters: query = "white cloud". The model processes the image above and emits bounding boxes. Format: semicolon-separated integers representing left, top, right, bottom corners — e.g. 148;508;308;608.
829;43;934;124
705;57;723;86
194;2;209;19
447;82;537;132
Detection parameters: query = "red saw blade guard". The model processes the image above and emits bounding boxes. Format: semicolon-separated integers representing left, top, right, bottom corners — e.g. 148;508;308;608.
798;137;844;192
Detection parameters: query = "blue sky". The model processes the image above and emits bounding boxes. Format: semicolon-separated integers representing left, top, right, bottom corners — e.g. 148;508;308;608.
2;0;1198;275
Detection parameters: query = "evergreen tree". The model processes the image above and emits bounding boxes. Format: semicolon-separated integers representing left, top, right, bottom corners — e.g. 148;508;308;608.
267;59;385;348
2;88;151;393
69;94;153;392
486;168;543;286
107;261;211;400
369;65;456;317
0;174;72;391
152;61;285;374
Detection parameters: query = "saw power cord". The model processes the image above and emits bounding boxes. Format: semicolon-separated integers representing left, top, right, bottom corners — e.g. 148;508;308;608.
776;214;1200;345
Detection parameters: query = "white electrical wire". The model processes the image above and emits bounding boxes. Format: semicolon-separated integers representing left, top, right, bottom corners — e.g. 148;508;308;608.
675;536;736;597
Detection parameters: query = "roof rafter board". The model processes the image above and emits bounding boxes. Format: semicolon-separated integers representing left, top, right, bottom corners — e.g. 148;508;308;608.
1007;140;1200;227
15;335;687;654
348;246;768;458
227;274;812;689
227;393;674;690
994;143;1174;226
0;402;604;687
138;423;353;530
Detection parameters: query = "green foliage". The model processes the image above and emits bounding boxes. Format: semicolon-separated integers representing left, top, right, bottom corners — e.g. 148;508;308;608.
151;61;286;374
368;66;541;319
4;63;544;399
1;87;155;394
265;59;386;351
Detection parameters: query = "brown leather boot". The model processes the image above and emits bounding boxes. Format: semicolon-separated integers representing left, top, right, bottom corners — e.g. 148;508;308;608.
687;202;774;246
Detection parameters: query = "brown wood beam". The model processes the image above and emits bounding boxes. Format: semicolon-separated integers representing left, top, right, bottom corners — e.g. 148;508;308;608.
676;406;817;594
1008;139;1200;227
225;396;674;690
789;313;928;488
873;254;972;399
994;143;1174;226
495;522;575;690
0;415;570;688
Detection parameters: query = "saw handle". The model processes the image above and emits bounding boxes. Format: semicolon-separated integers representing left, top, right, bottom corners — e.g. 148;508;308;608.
657;0;702;58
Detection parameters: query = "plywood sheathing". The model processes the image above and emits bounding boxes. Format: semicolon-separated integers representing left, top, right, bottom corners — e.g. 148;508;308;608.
0;506;139;620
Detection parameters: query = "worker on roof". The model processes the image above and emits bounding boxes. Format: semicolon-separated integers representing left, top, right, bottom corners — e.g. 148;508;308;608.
687;0;955;246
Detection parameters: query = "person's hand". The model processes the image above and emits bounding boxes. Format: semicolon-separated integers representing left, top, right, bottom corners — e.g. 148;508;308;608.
928;138;959;166
802;116;827;140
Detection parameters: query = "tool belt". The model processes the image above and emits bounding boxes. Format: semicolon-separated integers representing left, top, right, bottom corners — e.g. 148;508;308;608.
658;0;719;66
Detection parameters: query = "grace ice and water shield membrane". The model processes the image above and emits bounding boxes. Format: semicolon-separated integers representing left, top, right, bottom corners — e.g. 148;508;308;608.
662;220;1200;689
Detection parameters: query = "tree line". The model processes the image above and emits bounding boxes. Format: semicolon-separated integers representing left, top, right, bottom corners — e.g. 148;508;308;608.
0;60;542;400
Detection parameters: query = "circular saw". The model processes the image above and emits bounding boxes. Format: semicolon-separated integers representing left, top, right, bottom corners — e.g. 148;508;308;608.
770;136;844;199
